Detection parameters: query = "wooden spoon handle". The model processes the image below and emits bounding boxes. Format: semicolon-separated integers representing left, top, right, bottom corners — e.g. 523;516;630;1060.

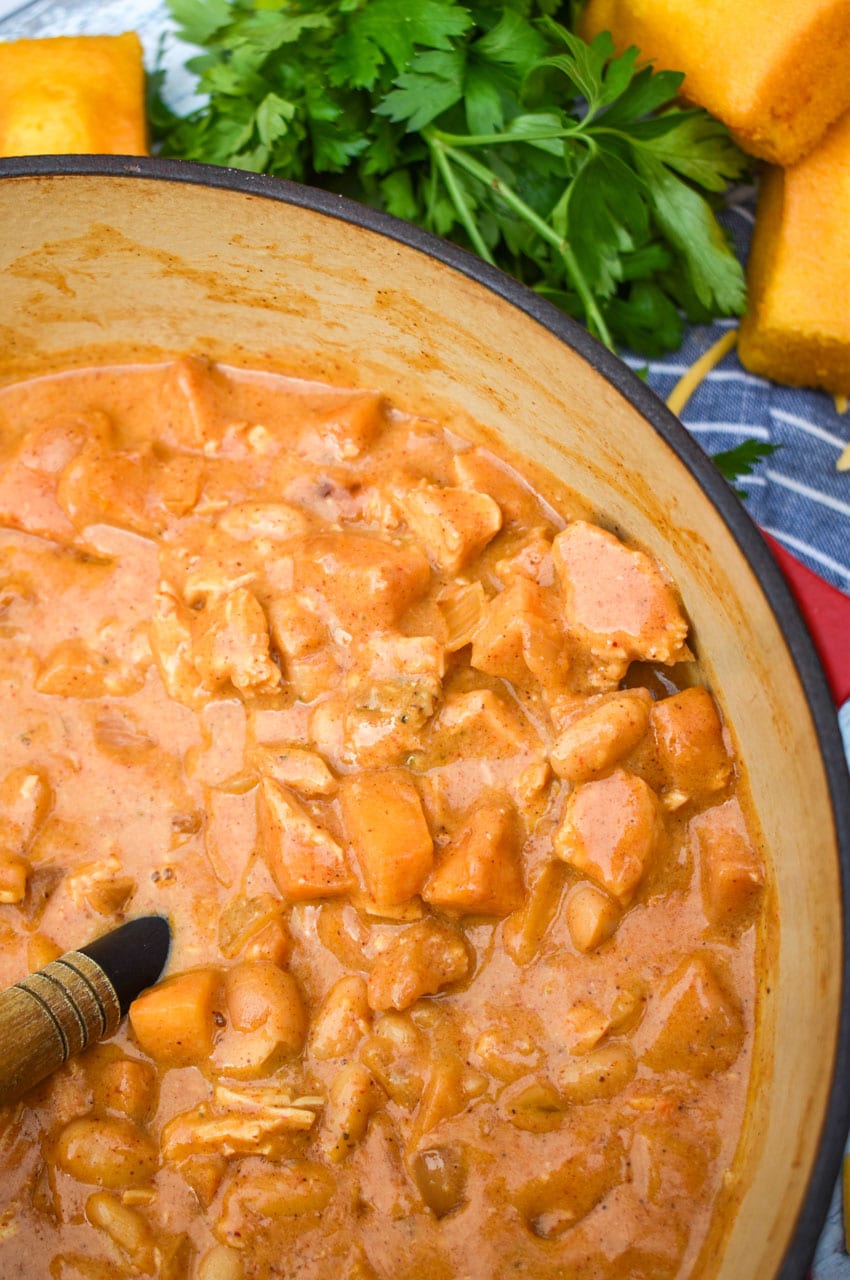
0;951;121;1102
0;915;170;1107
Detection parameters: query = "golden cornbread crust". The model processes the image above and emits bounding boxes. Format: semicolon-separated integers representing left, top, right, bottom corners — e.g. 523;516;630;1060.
0;33;147;158
581;0;850;166
738;112;850;395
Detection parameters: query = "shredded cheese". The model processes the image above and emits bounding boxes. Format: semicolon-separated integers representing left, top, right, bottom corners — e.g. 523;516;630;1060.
834;395;848;414
838;442;850;472
666;330;739;417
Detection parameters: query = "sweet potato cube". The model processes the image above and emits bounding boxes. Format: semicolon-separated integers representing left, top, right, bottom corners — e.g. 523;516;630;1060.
340;769;433;908
581;0;850;166
471;578;568;686
259;778;354;901
640;954;744;1077
553;769;662;906
401;482;502;575
296;532;430;630
0;34;148;158
423;803;524;917
650;686;733;808
129;969;223;1068
738;112;850;395
694;801;765;927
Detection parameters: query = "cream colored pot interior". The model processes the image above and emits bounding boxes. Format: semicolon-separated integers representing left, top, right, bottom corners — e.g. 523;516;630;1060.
0;171;842;1277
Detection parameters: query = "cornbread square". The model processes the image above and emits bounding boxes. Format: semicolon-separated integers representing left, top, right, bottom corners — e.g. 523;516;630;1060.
581;0;850;165
738;111;850;395
0;33;147;157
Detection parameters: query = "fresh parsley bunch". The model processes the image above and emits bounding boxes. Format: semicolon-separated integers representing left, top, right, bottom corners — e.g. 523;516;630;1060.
152;1;748;356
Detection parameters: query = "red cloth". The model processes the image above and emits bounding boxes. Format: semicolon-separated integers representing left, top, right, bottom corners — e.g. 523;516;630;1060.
764;533;850;708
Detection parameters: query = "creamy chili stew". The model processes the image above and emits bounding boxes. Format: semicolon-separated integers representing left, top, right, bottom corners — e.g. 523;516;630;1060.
0;358;766;1280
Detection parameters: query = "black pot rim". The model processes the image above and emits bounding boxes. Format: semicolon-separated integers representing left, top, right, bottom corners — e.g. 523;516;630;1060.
2;152;849;1277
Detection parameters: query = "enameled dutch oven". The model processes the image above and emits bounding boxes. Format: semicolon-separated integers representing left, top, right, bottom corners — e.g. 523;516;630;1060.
0;155;848;1279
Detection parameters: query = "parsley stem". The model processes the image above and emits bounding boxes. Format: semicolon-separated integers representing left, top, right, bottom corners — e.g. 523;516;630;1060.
430;125;582;148
427;137;495;266
434;140;615;352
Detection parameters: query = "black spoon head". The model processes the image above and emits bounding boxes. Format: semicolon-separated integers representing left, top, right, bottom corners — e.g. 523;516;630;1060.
79;915;172;1016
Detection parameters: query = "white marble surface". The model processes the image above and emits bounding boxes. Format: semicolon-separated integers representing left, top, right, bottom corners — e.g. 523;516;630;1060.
0;0;197;112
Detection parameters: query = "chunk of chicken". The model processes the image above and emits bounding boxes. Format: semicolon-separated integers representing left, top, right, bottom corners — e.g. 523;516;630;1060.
553;769;662;906
258;779;355;901
265;594;337;703
494;528;556;587
400;481;502;575
218;501;309;543
423;802;524;917
295;390;387;462
157;354;229;451
0;415;90;543
434;689;539;759
192;588;281;697
552;521;689;683
453;448;552;530
345;632;445;735
250;745;337;798
59;442;203;536
550;689;652;782
309;975;372;1061
367;921;470;1012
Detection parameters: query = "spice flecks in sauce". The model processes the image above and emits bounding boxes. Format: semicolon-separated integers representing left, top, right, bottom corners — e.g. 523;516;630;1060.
0;357;765;1279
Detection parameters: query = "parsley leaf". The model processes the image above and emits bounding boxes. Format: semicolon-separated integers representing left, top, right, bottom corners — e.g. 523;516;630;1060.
377;50;467;132
168;0;232;46
153;0;750;357
333;0;473;89
712;440;778;497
